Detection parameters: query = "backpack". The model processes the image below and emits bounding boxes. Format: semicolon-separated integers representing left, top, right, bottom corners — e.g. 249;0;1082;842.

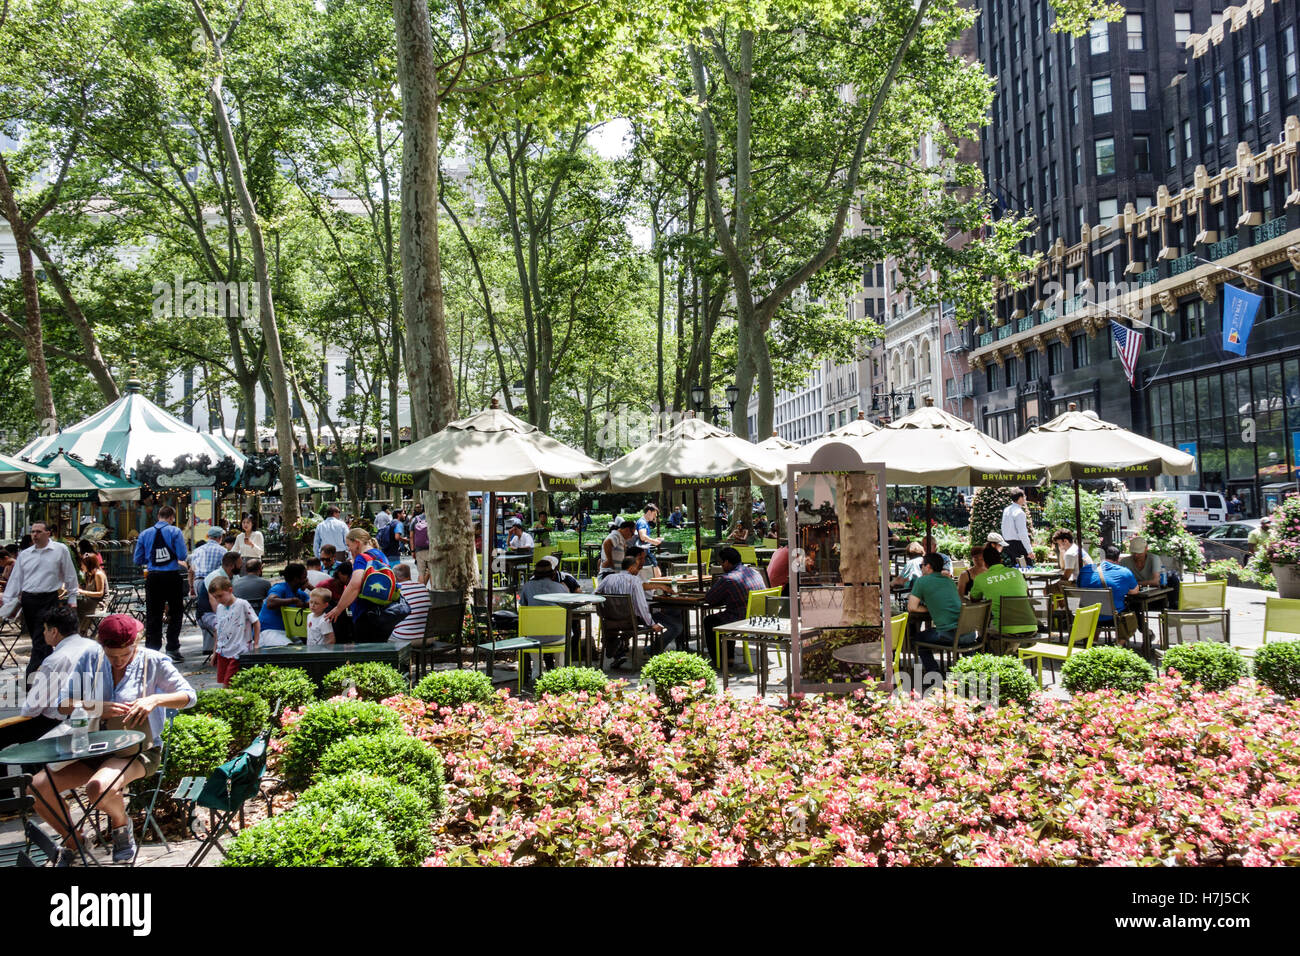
376;521;397;552
356;551;399;605
145;526;175;567
411;514;429;551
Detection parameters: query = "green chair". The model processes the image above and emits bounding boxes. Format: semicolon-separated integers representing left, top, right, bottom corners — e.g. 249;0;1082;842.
761;537;778;549
988;595;1041;652
725;586;783;674
281;607;309;643
1161;580;1229;651
557;538;586;577
888;611;908;676
1019;603;1101;687
1236;596;1300;660
515;605;569;693
1180;580;1226;609
687;548;711;571
735;545;758;566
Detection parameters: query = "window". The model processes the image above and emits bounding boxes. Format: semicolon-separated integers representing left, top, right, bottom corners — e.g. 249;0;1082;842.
1025;349;1040;381
1182;119;1193;160
1095;137;1116;176
1166;128;1178;167
1287;27;1299;100
1258;46;1271;116
1130;74;1147;110
1090;19;1109;54
1070;87;1080;124
1072;146;1082;185
1072;334;1091;369
1180;299;1206;340
1201;79;1215;144
1006;357;1019;387
986;363;1003;392
1126;13;1144;50
1218;70;1229;137
1136;196;1153;213
1134;135;1151;173
1092;77;1112;115
1099;198;1119;222
1239;57;1255;126
1175;12;1192;46
1048;341;1065;375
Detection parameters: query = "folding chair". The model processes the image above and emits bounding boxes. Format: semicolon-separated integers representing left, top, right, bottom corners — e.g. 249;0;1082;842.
1235;596;1300;661
126;710;177;864
178;733;272;867
911;601;991;672
0;617;21;670
409;599;467;680
1019;603;1101;687
0;774;58;867
1063;586;1118;645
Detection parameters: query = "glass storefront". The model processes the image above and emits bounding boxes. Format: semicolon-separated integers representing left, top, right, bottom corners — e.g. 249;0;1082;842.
1147;356;1300;516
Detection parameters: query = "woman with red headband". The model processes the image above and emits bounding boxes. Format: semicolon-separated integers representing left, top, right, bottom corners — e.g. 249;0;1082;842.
29;613;195;865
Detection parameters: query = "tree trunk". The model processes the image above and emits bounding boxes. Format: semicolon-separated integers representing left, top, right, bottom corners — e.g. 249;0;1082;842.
192;1;300;556
392;0;475;595
835;472;882;627
0;156;56;426
29;238;120;401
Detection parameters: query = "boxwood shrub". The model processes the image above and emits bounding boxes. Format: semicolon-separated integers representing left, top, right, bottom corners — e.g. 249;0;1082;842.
228;665;317;715
278;698;402;785
298;772;431;865
1161;642;1249;692
639;651;716;707
1061;646;1156;695
533;666;609;698
191;689;271;753
413;669;494;709
948;653;1037;708
1253;640;1300;699
222;804;400;867
160;713;233;787
316;732;446;817
321;662;409;702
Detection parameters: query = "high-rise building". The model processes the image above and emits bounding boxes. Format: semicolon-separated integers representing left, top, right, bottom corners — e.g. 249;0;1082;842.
972;0;1300;515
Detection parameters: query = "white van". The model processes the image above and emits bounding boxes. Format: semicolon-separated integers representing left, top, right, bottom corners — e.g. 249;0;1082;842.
1125;491;1227;534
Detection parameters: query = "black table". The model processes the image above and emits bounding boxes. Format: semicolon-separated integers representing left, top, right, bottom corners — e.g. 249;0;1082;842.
1125;587;1173;659
0;729;147;865
240;642;411;685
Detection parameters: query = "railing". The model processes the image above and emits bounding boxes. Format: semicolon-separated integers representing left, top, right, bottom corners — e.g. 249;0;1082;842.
1061;294;1085;316
1171;253;1198;276
997;323;1014;339
1041;306;1057;323
1208;235;1238;260
1253;215;1288;244
979;331;994;347
1018;314;1035;332
1137;267;1159;287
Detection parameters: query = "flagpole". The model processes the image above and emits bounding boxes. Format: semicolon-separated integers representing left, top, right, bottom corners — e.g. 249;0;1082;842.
1193;256;1300;302
1095;304;1175;339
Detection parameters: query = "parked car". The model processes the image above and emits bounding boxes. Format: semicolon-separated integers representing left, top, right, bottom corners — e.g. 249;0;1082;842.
1197;518;1262;566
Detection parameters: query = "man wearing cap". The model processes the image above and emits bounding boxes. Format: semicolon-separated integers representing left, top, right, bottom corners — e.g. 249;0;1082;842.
0;520;80;678
1120;536;1162;588
985;532;1013;568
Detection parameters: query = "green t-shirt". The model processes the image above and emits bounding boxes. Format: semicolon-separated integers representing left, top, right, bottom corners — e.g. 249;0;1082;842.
910;571;962;633
970;564;1035;634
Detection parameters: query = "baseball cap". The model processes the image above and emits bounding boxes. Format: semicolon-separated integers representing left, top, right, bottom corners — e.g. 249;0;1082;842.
1129;535;1148;552
986;532;1008;546
97;614;142;648
206;526;224;539
540;555;560;570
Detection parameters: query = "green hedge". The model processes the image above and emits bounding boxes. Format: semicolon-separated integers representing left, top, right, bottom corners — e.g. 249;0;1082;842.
1062;646;1156;695
228;665;317;715
298;773;431;865
413;669;495;709
191;689;271;753
1253;640;1300;699
278;698;403;786
316;732;446;817
533;666;609;697
948;654;1037;707
320;662;409;702
639;651;716;707
160;713;233;787
222;804;400;867
1161;642;1249;692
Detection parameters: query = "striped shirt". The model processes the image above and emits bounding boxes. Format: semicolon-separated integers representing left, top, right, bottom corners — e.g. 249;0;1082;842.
595;570;654;628
390;580;432;642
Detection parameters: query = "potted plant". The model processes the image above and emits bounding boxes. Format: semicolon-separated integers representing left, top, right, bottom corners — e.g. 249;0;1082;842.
1249;497;1300;598
1135;497;1204;575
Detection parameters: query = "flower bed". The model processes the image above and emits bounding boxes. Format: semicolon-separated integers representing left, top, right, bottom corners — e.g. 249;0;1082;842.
378;679;1300;867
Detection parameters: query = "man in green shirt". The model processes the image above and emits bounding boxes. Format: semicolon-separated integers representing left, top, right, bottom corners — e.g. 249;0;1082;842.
909;553;972;673
969;544;1037;637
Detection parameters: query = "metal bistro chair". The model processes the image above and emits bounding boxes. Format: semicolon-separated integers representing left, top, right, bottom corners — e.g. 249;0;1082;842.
0;617;22;670
1159;581;1229;653
1019;603;1101;687
1235;596;1300;661
470;587;517;673
514;605;569;692
0;774;58;867
176;732;274;867
595;592;655;669
987;595;1042;655
910;600;991;672
410;598;468;680
1063;586;1118;646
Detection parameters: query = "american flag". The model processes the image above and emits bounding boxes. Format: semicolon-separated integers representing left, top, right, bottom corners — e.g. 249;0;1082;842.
1110;320;1143;387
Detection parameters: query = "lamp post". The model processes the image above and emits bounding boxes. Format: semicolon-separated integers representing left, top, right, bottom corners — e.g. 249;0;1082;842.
872;385;915;421
690;384;706;413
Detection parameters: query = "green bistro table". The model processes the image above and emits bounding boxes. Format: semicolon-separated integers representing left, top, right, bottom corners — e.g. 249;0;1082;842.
0;729;147;866
240;642;411;685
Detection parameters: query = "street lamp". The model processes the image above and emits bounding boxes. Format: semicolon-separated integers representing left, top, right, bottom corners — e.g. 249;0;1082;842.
690;384;706;412
724;384;739;407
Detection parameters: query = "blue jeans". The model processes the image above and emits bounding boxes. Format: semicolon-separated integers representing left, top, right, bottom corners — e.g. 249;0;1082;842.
916;628;980;674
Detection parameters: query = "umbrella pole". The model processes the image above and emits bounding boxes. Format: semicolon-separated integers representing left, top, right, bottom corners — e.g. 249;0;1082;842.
926;486;932;550
484;490;494;678
1074;479;1083;551
693;488;703;584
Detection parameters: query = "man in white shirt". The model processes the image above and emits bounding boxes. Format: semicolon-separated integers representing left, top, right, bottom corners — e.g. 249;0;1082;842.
373;506;392;531
1;605;109;747
0;521;80;678
313;505;350;558
507;519;534;551
305;558;332;588
1000;489;1033;568
599;520;637;579
1052;528;1094;583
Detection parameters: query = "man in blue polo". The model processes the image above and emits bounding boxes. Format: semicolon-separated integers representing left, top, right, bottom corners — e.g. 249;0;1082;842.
133;504;188;662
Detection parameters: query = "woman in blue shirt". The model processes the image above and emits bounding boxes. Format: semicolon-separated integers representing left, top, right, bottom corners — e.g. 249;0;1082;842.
324;527;393;642
258;563;310;646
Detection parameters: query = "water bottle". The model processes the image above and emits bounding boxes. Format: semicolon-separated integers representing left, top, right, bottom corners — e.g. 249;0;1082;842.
69;705;90;755
1160;569;1168;588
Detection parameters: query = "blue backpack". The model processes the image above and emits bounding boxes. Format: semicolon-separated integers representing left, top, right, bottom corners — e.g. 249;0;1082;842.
376;522;397;552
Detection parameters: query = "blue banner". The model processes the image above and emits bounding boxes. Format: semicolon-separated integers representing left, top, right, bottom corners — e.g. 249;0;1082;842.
1178;442;1198;474
1293;432;1300;478
1222;283;1262;356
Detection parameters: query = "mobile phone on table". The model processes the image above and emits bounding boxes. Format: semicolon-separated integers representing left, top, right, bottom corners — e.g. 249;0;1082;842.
87;741;110;753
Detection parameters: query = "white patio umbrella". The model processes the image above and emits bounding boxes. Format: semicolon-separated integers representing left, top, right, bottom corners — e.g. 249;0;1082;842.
802;412;880;455
608;415;787;581
1005;403;1196;542
823;399;1045;534
756;430;800;457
